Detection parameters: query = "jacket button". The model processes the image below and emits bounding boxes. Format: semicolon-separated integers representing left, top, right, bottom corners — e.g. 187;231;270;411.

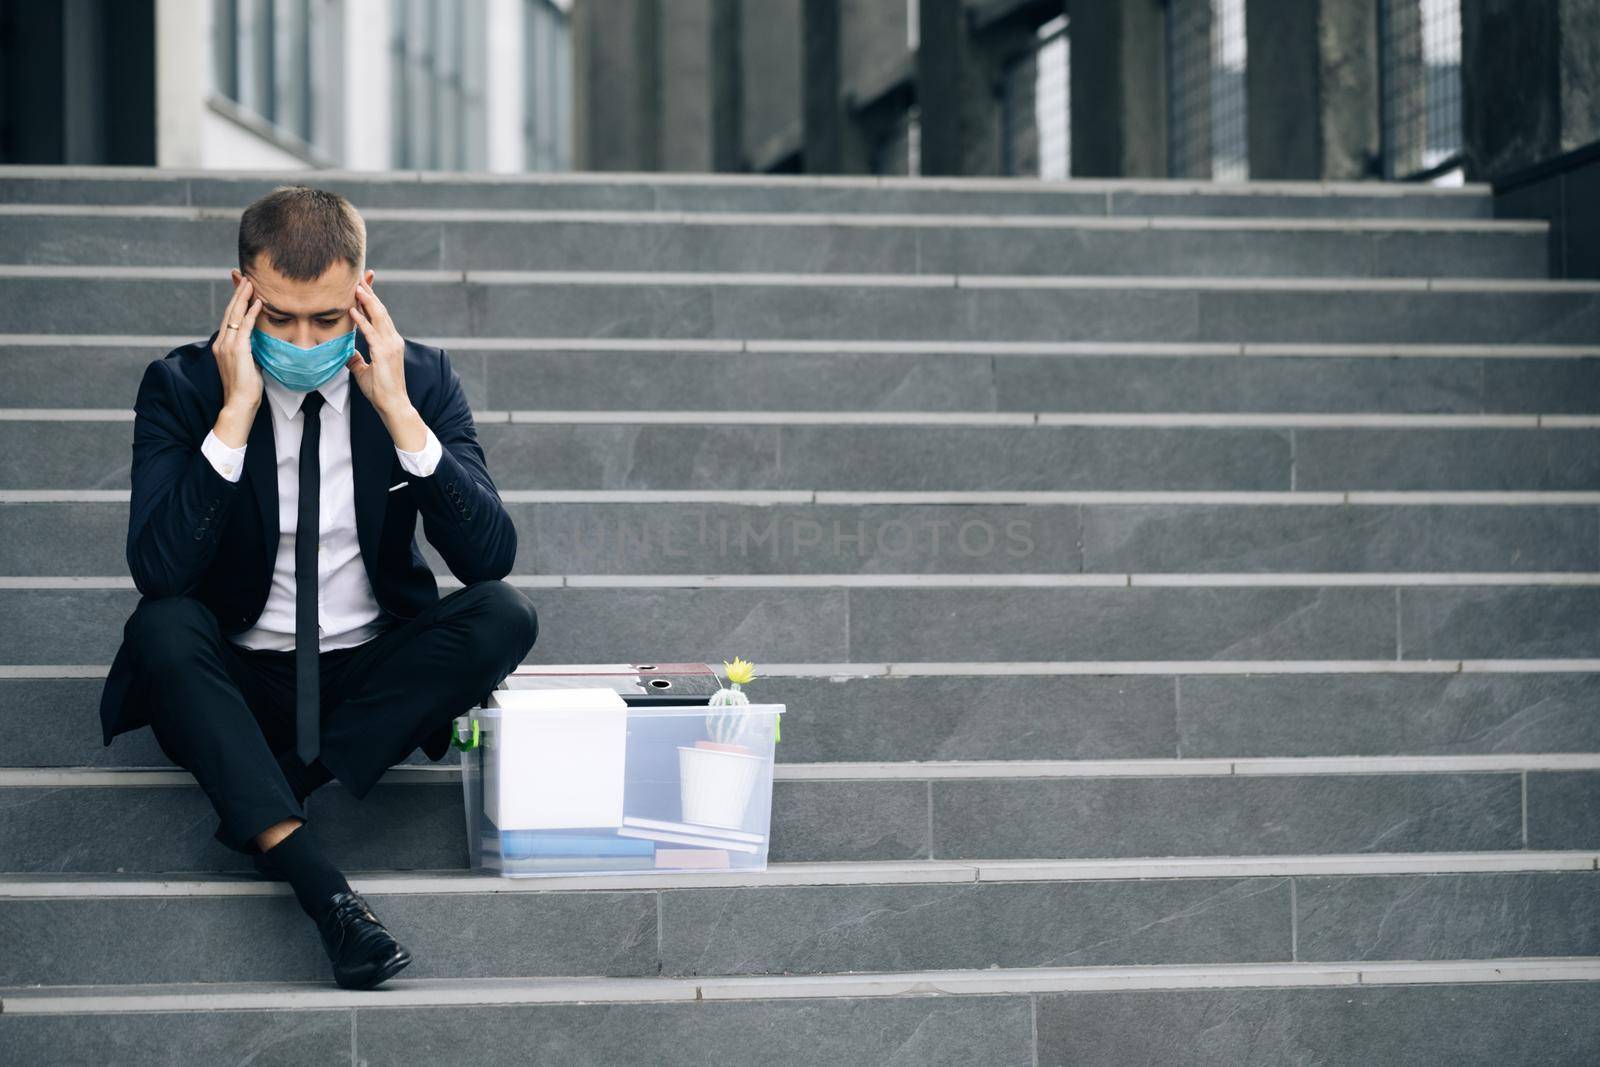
193;530;205;540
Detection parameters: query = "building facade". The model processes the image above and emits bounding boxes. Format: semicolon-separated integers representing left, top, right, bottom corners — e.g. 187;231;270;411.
0;0;574;172
2;0;1594;197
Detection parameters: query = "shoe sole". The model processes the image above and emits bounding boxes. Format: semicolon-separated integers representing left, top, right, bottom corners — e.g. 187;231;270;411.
337;948;413;991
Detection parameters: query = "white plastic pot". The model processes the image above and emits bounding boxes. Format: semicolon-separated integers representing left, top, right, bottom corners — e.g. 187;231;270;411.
677;743;763;829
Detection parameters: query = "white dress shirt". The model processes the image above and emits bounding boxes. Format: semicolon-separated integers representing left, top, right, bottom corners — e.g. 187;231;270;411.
198;365;442;651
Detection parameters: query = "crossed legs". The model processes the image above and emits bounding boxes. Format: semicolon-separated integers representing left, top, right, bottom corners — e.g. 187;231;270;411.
126;579;539;856
122;579;538;987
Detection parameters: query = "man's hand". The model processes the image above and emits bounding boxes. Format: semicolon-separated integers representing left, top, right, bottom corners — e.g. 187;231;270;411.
347;278;427;451
212;275;265;447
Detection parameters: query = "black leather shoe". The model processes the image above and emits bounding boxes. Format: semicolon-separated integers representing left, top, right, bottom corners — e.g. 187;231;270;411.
314;889;412;990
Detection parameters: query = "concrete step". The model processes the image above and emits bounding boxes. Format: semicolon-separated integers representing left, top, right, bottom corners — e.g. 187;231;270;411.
5;668;1600;769
4;338;1600;414
1;855;1597;985
6;164;1590;1065
0;165;1499;218
4;416;1599;491
3;268;1599;343
4;498;1596;577
3;960;1597;1065
4;580;1599;664
0;207;1548;278
0;761;1590;874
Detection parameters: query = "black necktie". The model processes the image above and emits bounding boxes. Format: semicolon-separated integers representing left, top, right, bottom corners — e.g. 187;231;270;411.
296;390;326;764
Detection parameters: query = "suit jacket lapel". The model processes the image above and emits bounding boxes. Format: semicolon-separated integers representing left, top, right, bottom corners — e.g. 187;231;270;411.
242;398;278;588
199;327;276;591
347;328;391;589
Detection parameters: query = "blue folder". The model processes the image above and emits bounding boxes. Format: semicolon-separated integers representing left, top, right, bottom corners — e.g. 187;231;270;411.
497;830;657;859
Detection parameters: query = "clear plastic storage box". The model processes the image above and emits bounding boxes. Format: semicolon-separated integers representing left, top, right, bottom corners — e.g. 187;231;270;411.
454;698;784;878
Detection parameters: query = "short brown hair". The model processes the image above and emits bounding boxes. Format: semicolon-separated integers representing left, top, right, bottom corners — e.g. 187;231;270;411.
238;185;366;281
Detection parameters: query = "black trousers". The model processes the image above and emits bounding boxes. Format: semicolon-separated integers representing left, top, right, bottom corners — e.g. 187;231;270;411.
125;579;539;854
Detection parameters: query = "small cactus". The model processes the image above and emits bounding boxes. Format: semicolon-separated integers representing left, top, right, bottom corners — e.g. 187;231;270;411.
707;656;776;743
720;656;758;687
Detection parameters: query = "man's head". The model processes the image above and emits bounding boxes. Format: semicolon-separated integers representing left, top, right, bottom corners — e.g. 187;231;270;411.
232;185;374;348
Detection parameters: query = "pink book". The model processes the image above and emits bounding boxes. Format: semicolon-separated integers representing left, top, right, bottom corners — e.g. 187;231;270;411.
655;848;733;869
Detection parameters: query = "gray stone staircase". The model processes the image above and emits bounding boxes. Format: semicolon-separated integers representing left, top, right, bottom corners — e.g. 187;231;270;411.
2;165;1599;1064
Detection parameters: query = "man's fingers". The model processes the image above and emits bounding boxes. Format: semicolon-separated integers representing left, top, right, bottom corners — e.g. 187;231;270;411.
352;302;383;345
219;277;254;356
221;291;258;372
218;281;243;338
227;276;251;319
357;281;393;329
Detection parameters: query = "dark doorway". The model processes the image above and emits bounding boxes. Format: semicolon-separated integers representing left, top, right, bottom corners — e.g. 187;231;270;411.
0;0;156;164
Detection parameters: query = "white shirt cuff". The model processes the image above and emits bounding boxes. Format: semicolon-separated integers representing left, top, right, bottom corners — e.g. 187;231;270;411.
201;428;247;482
395;425;443;478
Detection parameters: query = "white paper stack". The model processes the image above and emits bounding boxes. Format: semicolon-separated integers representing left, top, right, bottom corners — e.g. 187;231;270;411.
483;687;628;830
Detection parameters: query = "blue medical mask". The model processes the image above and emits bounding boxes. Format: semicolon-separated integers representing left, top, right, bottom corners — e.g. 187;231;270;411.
249;326;357;392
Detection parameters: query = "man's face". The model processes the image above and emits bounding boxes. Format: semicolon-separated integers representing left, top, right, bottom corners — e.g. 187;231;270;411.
231;257;375;348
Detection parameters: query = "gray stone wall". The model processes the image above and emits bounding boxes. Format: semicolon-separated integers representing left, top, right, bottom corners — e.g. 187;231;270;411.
660;0;715;172
1246;0;1379;180
740;0;804;169
1462;0;1600;180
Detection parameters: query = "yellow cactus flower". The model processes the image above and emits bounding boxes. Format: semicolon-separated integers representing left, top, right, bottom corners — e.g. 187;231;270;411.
722;656;758;686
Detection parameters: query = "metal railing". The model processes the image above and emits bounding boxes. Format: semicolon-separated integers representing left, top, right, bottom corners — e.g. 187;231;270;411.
1378;0;1463;180
1165;0;1247;181
999;13;1069;179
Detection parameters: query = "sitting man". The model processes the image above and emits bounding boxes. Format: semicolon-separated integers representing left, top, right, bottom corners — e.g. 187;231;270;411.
97;184;539;990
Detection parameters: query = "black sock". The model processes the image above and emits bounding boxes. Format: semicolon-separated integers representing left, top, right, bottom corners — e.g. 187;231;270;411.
275;751;334;804
262;821;350;919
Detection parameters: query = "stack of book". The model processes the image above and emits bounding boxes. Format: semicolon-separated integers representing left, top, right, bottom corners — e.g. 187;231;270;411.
620;815;767;870
492;830;658;873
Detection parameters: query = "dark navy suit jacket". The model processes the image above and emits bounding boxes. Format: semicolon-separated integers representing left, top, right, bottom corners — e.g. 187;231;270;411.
97;327;518;757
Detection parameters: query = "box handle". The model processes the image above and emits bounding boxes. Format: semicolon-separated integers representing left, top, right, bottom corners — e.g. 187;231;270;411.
451;717;481;751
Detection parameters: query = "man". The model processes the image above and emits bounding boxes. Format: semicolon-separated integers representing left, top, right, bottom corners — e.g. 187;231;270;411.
97;185;539;990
